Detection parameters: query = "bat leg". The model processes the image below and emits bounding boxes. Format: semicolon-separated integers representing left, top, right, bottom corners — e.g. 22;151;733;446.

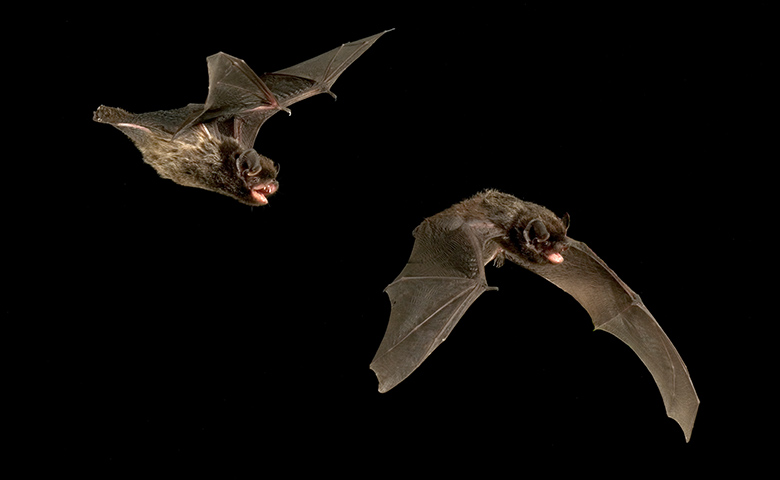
492;250;506;268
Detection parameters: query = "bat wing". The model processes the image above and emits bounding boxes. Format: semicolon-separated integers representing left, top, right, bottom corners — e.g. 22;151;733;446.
93;104;204;142
370;215;496;393
270;29;390;107
176;30;390;147
173;52;286;140
524;239;700;441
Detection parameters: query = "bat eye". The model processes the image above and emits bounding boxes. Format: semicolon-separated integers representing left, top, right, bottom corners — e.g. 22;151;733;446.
534;239;553;252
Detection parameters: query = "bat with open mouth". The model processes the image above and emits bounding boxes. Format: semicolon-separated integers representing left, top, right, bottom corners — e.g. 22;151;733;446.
370;190;700;441
94;30;389;205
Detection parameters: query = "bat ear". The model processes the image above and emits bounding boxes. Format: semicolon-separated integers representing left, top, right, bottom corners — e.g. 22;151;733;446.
523;218;550;244
561;212;571;231
236;150;264;177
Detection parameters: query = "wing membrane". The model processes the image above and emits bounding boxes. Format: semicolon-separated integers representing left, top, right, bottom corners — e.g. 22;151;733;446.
370;216;493;393
524;240;700;441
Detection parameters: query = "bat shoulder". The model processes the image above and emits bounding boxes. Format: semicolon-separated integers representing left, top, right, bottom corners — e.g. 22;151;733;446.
416;213;465;234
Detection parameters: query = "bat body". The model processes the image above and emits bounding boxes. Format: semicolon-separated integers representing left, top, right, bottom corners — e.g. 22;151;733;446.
94;30;389;205
371;190;699;441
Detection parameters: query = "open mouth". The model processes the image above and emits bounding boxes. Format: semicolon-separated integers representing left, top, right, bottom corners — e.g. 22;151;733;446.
250;182;278;205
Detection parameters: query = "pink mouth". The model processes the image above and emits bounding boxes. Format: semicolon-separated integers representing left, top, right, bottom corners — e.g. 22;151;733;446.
251;182;278;205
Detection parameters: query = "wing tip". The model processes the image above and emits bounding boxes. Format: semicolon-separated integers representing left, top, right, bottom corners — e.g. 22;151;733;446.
369;363;396;394
674;419;694;443
349;28;394;45
669;398;699;443
337;29;393;54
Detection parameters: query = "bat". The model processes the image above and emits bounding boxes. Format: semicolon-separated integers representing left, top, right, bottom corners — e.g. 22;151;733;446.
370;190;699;442
93;30;389;206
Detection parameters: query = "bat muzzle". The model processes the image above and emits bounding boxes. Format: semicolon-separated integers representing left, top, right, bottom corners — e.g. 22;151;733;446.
250;181;278;205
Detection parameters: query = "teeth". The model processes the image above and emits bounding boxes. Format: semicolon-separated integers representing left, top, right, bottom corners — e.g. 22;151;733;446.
251;182;276;204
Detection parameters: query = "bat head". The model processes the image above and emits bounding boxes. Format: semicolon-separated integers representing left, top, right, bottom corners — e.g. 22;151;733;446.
233;148;279;206
136;129;279;206
513;211;571;265
194;139;280;206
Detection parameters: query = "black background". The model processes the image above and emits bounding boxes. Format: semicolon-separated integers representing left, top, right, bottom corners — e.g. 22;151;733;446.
11;2;773;474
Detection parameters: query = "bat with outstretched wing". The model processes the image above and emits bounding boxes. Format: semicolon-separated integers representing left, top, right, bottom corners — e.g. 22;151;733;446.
370;189;699;442
94;30;390;205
